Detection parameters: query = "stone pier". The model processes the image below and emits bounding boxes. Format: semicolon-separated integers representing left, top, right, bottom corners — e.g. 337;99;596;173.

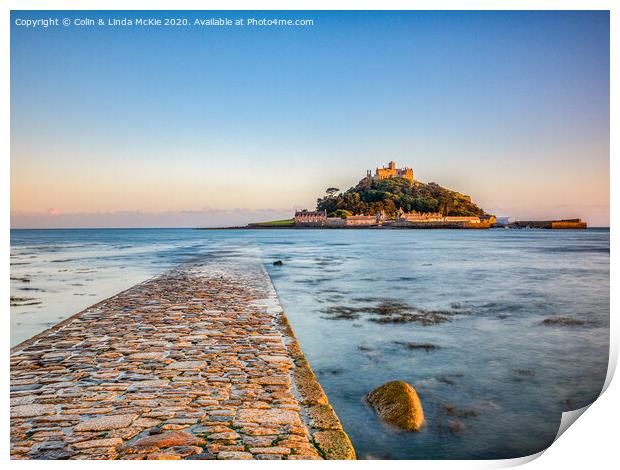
10;257;355;460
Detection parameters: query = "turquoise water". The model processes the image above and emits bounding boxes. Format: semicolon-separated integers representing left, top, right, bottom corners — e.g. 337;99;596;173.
10;228;609;459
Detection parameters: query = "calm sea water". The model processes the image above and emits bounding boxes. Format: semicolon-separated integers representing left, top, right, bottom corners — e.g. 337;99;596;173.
10;228;609;459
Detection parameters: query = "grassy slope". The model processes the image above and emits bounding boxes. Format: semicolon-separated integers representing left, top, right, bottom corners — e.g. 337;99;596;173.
249;218;295;226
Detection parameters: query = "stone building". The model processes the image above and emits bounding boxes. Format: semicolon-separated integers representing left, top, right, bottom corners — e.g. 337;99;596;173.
367;161;414;182
443;216;481;223
345;215;378;226
396;210;482;225
325;217;346;227
397;210;443;222
294;210;327;226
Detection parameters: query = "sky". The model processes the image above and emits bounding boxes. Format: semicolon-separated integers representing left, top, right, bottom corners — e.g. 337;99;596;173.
10;11;610;227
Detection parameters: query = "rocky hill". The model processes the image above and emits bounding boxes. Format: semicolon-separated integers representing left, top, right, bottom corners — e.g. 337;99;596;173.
316;176;487;218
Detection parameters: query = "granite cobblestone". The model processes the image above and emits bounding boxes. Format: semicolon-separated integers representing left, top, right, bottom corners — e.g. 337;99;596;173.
10;258;354;460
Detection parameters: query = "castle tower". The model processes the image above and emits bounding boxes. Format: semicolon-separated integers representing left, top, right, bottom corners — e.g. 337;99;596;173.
373;161;415;182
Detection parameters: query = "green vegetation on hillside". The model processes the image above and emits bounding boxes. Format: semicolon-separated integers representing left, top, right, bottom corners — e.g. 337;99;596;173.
249;218;295;227
316;177;487;218
328;209;353;219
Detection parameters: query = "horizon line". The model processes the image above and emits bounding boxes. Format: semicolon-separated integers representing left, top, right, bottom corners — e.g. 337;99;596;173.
10;225;611;230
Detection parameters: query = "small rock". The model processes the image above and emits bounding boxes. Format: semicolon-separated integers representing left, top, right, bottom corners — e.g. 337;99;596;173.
542;317;585;326
365;380;424;431
394;341;438;351
273;260;283;266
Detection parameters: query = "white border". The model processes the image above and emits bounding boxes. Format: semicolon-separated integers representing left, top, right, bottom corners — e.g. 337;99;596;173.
2;1;616;468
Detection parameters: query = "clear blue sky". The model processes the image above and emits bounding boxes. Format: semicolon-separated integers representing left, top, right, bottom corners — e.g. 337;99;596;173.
11;11;610;227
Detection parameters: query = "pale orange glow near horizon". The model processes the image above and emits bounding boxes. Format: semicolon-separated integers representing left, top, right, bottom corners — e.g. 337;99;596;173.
11;10;609;228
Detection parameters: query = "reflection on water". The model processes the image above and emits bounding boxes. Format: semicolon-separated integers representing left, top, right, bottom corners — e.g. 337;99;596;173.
10;228;609;459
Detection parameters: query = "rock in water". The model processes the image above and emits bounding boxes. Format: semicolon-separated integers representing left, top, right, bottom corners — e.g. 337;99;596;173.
366;380;424;431
273;260;283;266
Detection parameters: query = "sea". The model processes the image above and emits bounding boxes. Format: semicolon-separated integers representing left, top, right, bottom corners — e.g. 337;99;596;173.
10;228;610;459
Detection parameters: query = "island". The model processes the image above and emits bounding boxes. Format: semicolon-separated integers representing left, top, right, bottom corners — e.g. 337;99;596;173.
235;161;585;230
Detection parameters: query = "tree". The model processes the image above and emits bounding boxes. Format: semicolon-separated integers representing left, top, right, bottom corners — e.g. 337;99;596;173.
383;199;397;217
316;176;486;218
329;209;353;219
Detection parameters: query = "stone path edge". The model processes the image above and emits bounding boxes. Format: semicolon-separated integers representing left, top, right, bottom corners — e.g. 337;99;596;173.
11;277;158;355
274;297;356;460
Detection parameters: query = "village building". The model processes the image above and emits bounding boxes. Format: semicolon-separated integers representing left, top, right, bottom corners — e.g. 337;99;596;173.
346;215;378;226
397;210;443;222
294;210;327;226
325;217;346;227
395;210;482;225
443;216;481;223
367;161;414;182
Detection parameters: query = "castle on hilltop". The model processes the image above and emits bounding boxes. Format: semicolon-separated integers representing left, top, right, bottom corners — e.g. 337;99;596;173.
367;161;414;182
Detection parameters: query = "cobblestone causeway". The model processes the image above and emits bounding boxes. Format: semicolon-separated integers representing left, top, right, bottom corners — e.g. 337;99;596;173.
10;257;355;460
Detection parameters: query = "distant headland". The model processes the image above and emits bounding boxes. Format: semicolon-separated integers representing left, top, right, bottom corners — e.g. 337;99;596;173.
215;161;586;230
